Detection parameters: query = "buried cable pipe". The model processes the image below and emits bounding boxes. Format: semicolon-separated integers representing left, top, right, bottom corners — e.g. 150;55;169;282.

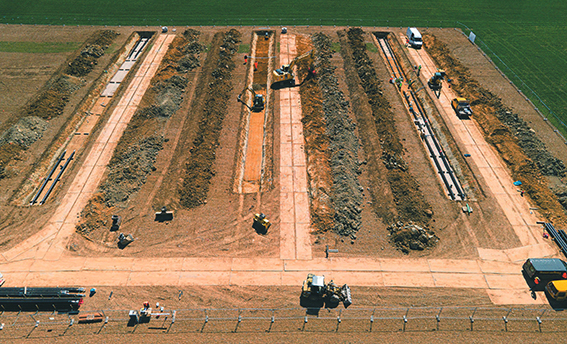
39;150;75;205
30;150;66;205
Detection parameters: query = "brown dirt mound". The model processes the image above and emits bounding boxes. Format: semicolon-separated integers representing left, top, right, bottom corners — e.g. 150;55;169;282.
424;33;567;225
25;76;81;120
342;28;433;228
179;29;241;209
77;32;199;240
296;35;334;233
307;32;363;237
64;30;118;77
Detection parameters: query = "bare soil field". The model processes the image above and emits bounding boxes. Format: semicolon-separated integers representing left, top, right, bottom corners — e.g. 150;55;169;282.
1;25;567;343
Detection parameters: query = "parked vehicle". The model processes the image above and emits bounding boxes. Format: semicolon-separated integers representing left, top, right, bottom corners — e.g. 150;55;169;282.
545;280;567;301
523;258;567;290
406;27;423;49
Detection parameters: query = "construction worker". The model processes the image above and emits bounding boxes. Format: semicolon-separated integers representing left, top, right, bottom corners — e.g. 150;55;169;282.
244;54;248;65
417;65;421;76
396;78;403;90
254;61;258;71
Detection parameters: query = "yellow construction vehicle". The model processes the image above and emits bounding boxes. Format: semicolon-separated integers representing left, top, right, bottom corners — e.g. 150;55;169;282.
272;50;314;88
237;87;265;112
301;273;352;308
451;97;473;118
427;69;446;98
253;213;271;234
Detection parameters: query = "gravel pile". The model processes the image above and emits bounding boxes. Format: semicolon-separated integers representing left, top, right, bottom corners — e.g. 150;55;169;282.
0;116;48;148
388;221;438;253
101;136;164;207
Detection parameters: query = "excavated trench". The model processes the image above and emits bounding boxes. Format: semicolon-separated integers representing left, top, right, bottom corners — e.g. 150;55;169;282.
77;31;203;241
299;33;363;238
0;30;119;180
424;33;567;225
296;35;334;233
340;28;436;252
234;30;275;194
179;29;241;209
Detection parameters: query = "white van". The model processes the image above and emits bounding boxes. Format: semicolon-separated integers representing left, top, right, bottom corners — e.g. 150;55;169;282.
406;27;423;49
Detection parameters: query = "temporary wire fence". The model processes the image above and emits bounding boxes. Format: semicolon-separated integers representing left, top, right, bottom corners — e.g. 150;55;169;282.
1;306;567;338
455;21;567;143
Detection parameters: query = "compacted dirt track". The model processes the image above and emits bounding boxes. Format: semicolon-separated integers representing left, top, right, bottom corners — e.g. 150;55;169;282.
0;27;566;336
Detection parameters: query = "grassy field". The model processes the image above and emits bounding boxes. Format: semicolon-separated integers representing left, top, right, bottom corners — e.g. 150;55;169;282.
0;0;566;136
0;41;81;53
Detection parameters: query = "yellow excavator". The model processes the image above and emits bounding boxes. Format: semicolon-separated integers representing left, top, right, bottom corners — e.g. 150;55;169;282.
237;87;265;112
272;50;315;88
427;69;446;98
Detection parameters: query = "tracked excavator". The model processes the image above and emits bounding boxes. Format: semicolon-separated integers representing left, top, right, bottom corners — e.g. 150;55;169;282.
252;213;271;234
301;273;352;308
237;87;265;112
427;69;446;98
272;50;315;88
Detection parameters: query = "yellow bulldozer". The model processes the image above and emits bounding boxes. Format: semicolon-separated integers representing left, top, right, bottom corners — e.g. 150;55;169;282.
272;50;315;88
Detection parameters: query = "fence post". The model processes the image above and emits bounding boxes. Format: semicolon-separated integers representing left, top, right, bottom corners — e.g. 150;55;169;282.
235;313;242;333
200;310;208;333
267;309;275;332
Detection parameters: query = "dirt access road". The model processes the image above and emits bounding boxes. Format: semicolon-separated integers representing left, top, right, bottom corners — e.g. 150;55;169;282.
0;27;563;309
1;34;175;262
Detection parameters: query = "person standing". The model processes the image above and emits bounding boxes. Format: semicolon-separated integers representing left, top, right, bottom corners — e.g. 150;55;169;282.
417;65;421;76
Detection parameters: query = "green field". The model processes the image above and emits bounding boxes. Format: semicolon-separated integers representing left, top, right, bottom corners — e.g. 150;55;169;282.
0;41;81;53
1;0;566;137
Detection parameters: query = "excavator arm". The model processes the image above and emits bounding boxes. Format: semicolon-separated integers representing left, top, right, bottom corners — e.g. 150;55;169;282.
272;50;315;88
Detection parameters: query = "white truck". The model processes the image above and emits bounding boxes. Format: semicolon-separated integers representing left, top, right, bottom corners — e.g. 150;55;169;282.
406;27;423;49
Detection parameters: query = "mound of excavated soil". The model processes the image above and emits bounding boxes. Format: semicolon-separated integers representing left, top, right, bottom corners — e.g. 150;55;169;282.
310;32;363;238
179;29;241;208
343;28;433;228
0;116;47;148
101;136;164;207
388;220;438;253
297;34;334;233
424;33;567;224
25;76;81;120
65;30;118;77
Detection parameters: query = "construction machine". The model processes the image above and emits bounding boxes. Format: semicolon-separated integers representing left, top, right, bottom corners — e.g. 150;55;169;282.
427;69;446;98
451;97;473;118
301;273;352;308
237;87;265;112
272;50;314;88
253;213;271;234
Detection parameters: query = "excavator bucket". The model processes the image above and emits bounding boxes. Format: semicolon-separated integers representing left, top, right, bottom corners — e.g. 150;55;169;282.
341;284;352;308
